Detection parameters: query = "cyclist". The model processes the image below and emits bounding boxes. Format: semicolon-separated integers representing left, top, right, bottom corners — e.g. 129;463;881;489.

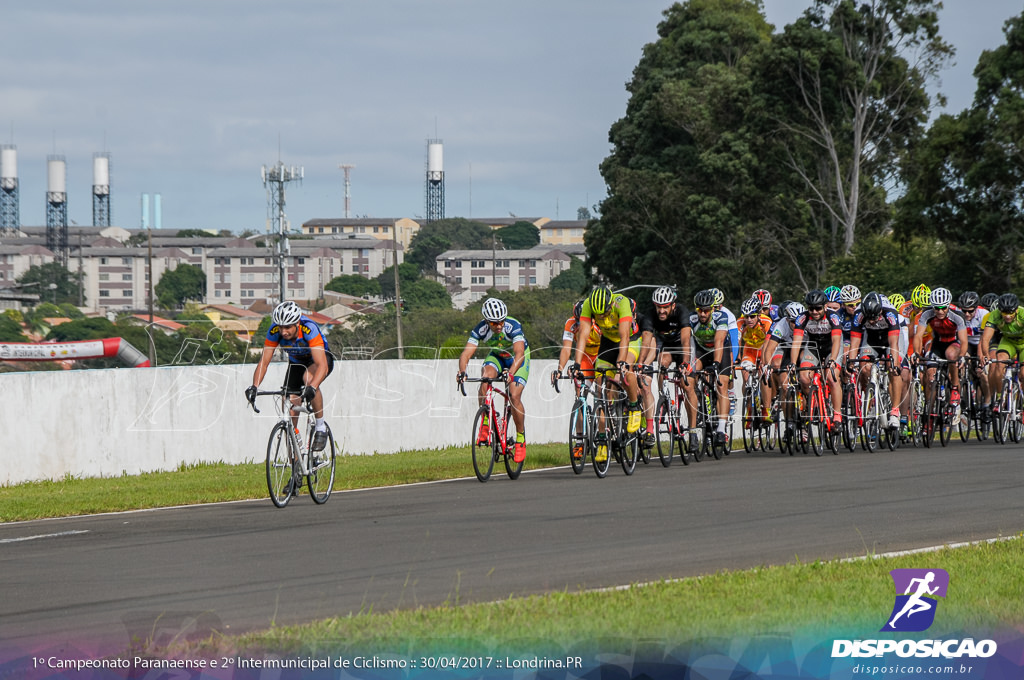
848;292;903;430
246;300;334;453
574;285;643;463
737;296;774;424
824;286;843;314
689;289;732;450
710;287;740;362
752;288;780;321
980;293;1024;412
790;289;844;430
912;287;968;408
457;297;530;464
956;291;991;419
763;301;803;440
838;284;862;365
639;285;693;448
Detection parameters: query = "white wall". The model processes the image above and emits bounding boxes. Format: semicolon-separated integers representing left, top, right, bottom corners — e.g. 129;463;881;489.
1;359;583;485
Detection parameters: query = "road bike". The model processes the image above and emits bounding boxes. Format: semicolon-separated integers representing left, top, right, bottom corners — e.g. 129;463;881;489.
792;363;839;456
771;366;803;455
653;366;689;467
247;388;336;508
918;358;956;448
556;371;595;474
590;365;640;477
991;359;1023;445
686;366;728;461
959;356;989;442
460;375;523;482
850;355;898;452
739;364;773;453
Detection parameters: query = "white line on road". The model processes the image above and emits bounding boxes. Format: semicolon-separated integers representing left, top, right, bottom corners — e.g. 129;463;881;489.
0;529;90;544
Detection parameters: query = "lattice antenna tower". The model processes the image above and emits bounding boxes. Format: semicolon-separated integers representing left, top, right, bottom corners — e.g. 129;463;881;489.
339;164;355;218
93;152;111;227
46;155;69;266
261;160;303;303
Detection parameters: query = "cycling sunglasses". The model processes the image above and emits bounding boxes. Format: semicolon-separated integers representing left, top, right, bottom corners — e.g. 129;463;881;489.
697;306;713;313
808;305;825;312
933;305;948;311
962;307;976;314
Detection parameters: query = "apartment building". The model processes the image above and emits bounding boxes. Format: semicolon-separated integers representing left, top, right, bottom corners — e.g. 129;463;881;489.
435;246;574;309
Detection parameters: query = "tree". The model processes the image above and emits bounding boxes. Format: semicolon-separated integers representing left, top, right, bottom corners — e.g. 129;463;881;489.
155;263;206;309
761;0;952;256
16;262;83;306
405;218;493;274
897;12;1024;291
549;256;587;294
494;221;540;250
325;274;381;298
0;314;26;342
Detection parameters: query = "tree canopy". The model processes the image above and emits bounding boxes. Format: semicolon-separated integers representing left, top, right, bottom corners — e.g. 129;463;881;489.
155;263;206;310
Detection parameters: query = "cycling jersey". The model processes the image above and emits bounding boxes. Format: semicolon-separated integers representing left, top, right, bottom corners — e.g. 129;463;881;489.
718;305;740;360
689;309;730;351
641;302;692;347
917;308;967;344
579;294;639;342
957;305;987;346
985;306;1024;342
563;316;601;355
793;309;843;339
837;307;857;343
468;316;530;360
265;316;332;364
738;314;773;349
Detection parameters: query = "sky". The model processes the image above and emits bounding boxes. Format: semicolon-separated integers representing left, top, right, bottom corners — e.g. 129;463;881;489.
0;0;1019;234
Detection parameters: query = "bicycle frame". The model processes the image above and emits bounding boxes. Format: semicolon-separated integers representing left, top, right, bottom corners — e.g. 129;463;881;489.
460;375;521;482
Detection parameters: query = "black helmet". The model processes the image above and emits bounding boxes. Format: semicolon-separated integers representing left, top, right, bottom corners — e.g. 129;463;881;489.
805;289;827;308
861;292;883;319
694;289;716;309
981;293;999;309
573;299;584;321
957;291;979;309
588;285;614;315
996;293;1019;314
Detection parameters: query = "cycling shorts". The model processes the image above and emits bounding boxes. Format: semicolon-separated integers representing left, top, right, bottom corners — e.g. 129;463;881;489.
284;355;335;393
484;349;531;386
595;333;641;367
996;338;1024;362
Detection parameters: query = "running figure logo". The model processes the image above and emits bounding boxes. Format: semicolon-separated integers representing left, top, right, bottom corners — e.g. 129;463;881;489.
881;568;949;632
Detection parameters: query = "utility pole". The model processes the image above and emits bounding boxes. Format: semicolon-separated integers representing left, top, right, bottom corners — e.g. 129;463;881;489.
392;222;403;359
262;161;303;303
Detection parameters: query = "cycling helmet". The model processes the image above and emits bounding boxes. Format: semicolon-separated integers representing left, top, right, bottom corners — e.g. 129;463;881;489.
823;285;841;303
996;293;1019;314
694;289;716;309
572;299;584;321
957;291;979;309
588;285;614;315
805;289;827;308
911;284;931;308
753;289;772;307
784;301;805;321
481;297;508;322
888;293;906;311
271;300;302;326
930;287;952;307
710;287;725;306
981;293;999;310
861;292;883;319
740;297;761;317
652;285;677;306
840;284;861;304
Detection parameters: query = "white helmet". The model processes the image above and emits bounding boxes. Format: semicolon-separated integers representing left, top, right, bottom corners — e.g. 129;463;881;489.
785;301;805;321
740;297;761;316
481;297;508;323
840;284;862;304
930;287;952;307
652;286;677;305
272;300;302;326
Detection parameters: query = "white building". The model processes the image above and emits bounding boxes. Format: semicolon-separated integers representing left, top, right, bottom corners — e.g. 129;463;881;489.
435;247;574;309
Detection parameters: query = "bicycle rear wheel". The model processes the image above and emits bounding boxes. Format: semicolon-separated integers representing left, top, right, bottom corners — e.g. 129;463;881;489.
807;385;823;456
266;421;294;508
569;398;589;474
861;382;880;452
654;397;675;467
306;425;336;504
957;377;974;443
471;406;496;482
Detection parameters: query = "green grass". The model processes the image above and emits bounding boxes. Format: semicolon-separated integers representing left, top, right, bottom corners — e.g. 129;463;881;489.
0;444;568;522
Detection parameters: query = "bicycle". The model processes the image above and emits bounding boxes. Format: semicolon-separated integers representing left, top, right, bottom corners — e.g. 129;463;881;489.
653;366;689;467
840;361;864;452
904;362;927;447
247;388;336;508
918;357;956;448
990;359;1023;445
771;366;803;456
850;355;897;452
460;374;523;482
958;356;989;442
590;365;640;477
739;365;772;453
686;366;727;461
555;370;594;474
792;363;839;456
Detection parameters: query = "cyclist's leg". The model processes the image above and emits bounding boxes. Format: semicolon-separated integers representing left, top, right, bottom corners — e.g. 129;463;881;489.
283;362;306;431
479;355;503;406
508;352;530;442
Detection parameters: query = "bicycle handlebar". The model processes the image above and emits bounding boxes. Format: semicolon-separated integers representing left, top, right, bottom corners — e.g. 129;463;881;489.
246;387;311;415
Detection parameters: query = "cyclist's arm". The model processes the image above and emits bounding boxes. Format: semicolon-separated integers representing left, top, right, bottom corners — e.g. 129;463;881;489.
457;340;478;375
912;322;925;356
307;345;329;390
790;330;803;366
713;328;726;364
679;327;693;367
556;335;573;374
830;329;843;364
848;328;862;359
251;345;277;387
638;330;657;366
509;339;526;378
980;325;995;359
574;318;594;366
956;327;969;358
617;317;632;365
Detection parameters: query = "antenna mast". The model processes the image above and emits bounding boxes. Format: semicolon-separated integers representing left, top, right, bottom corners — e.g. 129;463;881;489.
338;164;355;218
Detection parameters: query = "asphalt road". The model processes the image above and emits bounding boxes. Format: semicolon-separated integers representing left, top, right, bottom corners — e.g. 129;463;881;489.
2;441;1022;659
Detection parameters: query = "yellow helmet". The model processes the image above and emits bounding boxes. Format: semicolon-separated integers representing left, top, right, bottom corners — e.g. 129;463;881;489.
911;284;931;308
888;293;906;311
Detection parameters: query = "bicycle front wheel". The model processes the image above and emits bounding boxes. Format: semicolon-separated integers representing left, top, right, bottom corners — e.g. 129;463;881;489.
654;397;675;467
266;421;294;508
569;398;589;474
471;406;496;482
306;425;336;504
861;383;880;453
807;385;824;456
592;402;611;478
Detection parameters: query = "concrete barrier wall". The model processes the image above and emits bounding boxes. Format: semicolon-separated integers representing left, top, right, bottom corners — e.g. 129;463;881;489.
2;359;587;486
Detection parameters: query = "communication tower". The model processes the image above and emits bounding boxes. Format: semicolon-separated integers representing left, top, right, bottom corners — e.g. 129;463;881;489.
0;145;19;234
262;161;303;303
425;139;444;223
46;155;69;265
92;152;111;227
338;163;355;218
